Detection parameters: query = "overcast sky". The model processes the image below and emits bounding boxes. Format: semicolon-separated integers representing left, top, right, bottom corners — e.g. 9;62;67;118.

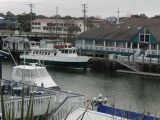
0;0;160;18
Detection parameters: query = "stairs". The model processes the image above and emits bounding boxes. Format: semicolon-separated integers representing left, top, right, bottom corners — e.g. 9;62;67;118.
116;56;142;72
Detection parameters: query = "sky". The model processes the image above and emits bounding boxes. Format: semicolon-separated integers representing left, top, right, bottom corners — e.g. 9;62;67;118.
0;0;160;18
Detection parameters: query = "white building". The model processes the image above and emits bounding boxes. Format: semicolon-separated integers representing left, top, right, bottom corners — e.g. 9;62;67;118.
31;19;84;37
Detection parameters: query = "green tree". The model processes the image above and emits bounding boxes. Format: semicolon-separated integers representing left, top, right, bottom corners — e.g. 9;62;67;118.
17;13;36;32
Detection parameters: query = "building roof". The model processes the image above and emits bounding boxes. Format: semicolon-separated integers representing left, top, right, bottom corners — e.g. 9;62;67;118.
32;19;83;24
3;37;29;43
77;18;160;41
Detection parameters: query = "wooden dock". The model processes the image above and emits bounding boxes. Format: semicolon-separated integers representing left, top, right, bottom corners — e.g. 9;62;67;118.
116;69;160;77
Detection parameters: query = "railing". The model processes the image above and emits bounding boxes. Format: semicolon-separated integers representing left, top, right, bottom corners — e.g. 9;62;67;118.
0;94;57;119
76;45;138;54
116;55;142;72
0;79;87;119
50;95;86;120
145;50;160;56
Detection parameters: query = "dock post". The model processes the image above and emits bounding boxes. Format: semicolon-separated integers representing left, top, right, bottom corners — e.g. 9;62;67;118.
149;56;151;72
0;60;2;79
158;57;160;73
142;55;144;69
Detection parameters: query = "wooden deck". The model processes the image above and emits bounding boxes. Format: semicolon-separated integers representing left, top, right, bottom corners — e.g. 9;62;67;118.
116;69;160;77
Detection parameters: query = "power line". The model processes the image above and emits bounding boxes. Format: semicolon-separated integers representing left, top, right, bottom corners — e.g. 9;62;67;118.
82;4;87;32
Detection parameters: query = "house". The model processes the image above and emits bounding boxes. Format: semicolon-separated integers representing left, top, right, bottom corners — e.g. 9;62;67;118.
76;18;160;58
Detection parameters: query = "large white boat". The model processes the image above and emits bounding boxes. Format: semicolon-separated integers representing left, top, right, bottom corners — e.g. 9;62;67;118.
20;47;90;69
12;63;59;89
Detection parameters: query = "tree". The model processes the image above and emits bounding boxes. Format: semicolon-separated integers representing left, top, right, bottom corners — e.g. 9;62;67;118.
66;25;81;43
17;13;36;32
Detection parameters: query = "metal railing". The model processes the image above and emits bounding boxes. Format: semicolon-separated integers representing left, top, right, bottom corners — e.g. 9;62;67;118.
50;95;86;120
0;79;86;119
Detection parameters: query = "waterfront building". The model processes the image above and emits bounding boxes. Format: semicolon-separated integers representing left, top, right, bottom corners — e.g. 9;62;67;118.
76;18;160;59
31;19;84;41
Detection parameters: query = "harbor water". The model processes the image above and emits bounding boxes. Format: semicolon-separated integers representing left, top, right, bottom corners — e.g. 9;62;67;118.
2;61;160;116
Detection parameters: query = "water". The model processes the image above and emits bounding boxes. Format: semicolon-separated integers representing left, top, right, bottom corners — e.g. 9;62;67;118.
2;61;160;116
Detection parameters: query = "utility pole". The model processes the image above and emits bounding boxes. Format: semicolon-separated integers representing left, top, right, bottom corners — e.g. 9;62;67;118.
28;3;34;32
55;7;58;35
117;8;120;24
82;4;87;32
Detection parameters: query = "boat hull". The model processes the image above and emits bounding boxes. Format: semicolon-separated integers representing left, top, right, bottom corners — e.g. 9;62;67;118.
20;58;88;69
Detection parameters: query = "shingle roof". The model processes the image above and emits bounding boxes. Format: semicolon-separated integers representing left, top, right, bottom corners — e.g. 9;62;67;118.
78;18;160;41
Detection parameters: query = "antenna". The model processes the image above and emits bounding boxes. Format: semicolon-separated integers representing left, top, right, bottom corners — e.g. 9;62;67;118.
117;8;120;24
55;7;58;35
28;3;35;32
82;4;87;32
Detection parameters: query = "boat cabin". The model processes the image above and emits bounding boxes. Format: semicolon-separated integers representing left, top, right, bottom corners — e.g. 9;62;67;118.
11;64;58;88
3;37;30;52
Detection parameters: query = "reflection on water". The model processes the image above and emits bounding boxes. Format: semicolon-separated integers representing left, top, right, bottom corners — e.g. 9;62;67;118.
2;61;160;115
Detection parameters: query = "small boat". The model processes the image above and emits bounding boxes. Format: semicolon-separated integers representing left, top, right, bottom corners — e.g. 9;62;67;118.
12;63;59;89
20;47;90;69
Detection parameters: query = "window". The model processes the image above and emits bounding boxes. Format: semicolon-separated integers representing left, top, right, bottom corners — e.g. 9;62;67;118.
65;50;68;53
38;68;49;77
31;69;38;78
61;50;64;53
139;34;150;43
69;50;72;53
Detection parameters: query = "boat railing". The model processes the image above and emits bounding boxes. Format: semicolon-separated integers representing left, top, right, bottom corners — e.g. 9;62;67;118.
50;95;86;120
0;79;87;119
0;94;57;119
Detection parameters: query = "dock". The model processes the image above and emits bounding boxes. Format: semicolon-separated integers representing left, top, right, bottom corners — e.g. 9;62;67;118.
116;69;160;77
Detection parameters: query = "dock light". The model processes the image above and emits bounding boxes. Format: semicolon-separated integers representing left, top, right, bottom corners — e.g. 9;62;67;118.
98;98;103;102
104;98;108;104
92;94;108;107
93;97;97;102
99;94;102;98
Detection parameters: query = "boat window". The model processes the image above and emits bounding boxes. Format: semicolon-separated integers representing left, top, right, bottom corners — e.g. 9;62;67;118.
23;69;31;78
39;51;42;54
73;50;76;53
69;50;72;54
38;68;49;77
15;69;22;76
65;50;68;54
36;51;38;54
48;52;50;55
33;51;36;54
31;69;39;78
61;50;64;53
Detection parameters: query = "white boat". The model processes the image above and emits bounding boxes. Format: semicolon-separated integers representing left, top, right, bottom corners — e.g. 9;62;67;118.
12;63;59;89
20;47;90;69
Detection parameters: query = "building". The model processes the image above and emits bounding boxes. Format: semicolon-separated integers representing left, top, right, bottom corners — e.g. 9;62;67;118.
76;18;160;65
31;19;84;40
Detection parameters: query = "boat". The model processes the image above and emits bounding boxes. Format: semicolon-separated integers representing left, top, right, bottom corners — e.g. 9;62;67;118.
11;63;59;89
20;47;90;69
65;94;160;120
